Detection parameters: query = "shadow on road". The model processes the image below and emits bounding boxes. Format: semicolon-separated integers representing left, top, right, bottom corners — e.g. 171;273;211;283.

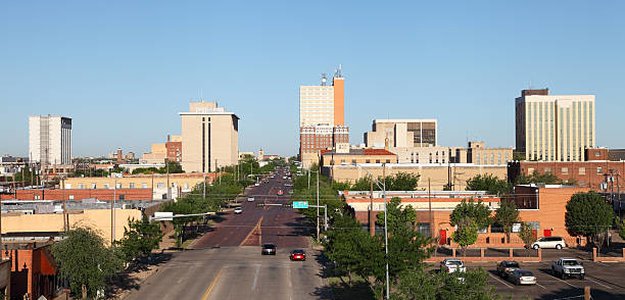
107;252;174;297
538;286;625;300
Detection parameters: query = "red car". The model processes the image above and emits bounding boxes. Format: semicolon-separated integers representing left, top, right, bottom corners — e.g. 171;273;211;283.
277;189;284;196
289;249;306;261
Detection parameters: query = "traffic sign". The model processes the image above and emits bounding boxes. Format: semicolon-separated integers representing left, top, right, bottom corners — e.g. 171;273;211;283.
292;201;309;209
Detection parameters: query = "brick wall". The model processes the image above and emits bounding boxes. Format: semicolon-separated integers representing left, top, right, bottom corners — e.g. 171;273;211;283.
1;188;152;201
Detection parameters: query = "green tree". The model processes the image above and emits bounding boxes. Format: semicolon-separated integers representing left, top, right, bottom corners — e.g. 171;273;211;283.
437;268;500;300
394;269;440;300
465;174;511;195
350;176;374;191
115;216;162;263
376;198;433;277
518;222;537;249
51;226;122;299
452;218;479;254
450;199;491;229
385;172;420;191
565;192;614;250
493;199;519;243
516;171;561;185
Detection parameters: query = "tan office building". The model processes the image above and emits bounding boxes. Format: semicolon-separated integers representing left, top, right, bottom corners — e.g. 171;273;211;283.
365;119;437;148
180;102;239;172
515;89;595;161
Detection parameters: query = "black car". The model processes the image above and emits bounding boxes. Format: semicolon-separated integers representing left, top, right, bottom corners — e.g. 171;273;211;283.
497;261;520;278
261;243;277;255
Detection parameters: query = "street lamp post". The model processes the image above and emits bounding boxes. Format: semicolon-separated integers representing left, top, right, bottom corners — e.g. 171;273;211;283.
355;163;390;300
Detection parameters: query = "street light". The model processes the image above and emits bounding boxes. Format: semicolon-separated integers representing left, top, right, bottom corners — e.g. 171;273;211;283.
354;163;389;300
308;169;321;242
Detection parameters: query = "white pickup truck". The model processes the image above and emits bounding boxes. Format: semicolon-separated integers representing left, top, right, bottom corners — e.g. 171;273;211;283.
551;258;585;280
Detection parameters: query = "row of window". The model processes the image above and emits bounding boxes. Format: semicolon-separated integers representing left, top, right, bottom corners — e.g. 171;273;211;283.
527;166;604;175
65;182;189;189
330;159;392;165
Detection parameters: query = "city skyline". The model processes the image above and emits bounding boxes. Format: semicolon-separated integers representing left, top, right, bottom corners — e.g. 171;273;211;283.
2;1;625;157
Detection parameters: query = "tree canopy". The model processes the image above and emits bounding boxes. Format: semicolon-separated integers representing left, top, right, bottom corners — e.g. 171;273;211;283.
51;226;122;299
565;192;614;246
450;199;491;229
465;174;511;195
493;199;519;243
115;216;162;263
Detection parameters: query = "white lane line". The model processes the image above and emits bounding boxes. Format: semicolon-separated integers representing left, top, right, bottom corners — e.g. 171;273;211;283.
552;276;579;289
536;283;547;289
488;273;513;289
251;264;261;291
586;277;613;289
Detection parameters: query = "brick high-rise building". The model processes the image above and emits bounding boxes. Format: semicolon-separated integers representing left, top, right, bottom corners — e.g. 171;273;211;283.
299;66;349;168
515;89;595;161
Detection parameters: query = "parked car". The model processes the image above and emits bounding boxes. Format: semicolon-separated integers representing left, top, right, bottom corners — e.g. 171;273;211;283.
234;207;243;214
508;269;537;285
497;261;520;278
440;259;466;273
261;243;277;255
532;236;567;249
247;197;255;202
289;249;306;261
551;258;585;279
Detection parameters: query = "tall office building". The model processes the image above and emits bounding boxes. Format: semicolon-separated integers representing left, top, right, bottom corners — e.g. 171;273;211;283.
29;115;72;165
180;101;239;172
515;89;595;161
299;67;348;168
364;119;437;148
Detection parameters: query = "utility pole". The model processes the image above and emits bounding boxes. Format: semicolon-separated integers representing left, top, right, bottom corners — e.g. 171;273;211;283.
308;169;311;190
370;179;375;236
111;176;117;245
166;159;170;199
382;163;389;300
203;173;207;199
316;168;320;243
428;178;433;238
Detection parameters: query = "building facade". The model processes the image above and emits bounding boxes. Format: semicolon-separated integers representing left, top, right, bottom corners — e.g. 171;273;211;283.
365;119;437;148
515;89;595;161
180;102;239;172
28;115;72;165
299;67;348;168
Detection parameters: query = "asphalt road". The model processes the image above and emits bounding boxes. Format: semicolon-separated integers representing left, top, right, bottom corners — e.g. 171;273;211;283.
125;168;325;300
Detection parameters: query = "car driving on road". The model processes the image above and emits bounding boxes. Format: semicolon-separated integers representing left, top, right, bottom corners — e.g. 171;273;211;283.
551;258;585;279
261;243;277;255
247;197;255;202
289;249;306;261
234;207;243;214
277;190;284;196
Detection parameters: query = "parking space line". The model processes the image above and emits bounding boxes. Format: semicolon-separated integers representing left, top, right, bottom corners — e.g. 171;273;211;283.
488;273;513;289
586;277;613;290
536;283;547;289
552;276;579;289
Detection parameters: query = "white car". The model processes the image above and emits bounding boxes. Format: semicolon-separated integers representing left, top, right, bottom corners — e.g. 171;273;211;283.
234;207;243;214
247;197;255;202
551;258;585;279
508;269;537;285
254;182;260;186
440;259;466;273
532;236;566;249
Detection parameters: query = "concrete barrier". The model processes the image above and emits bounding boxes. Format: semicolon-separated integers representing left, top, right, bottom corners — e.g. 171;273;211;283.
425;248;541;263
592;247;625;262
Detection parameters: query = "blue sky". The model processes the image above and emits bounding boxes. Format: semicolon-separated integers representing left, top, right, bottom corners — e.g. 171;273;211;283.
1;1;624;157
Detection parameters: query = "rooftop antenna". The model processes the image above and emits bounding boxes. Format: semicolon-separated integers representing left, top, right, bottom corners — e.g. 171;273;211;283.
321;73;328;86
335;64;343;78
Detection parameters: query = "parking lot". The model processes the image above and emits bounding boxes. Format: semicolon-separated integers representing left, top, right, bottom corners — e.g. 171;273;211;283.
469;249;625;299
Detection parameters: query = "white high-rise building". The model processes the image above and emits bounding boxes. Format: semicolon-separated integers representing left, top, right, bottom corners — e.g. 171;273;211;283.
515;89;595;161
29;115;73;165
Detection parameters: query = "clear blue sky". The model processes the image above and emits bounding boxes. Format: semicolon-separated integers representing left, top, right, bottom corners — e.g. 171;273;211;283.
1;1;624;157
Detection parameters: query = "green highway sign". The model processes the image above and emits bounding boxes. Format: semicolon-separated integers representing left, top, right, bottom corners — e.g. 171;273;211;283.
292;201;309;209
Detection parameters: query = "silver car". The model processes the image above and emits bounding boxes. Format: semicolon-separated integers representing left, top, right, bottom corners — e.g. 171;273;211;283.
508;269;537;285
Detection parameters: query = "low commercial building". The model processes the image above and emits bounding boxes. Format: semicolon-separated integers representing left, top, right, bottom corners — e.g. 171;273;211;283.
508;148;625;190
1;242;59;300
327;163;507;191
343;185;589;248
60;173;216;200
1;188;152;201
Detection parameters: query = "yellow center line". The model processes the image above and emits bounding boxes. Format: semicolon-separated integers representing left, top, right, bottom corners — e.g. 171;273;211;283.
240;216;264;246
200;267;224;300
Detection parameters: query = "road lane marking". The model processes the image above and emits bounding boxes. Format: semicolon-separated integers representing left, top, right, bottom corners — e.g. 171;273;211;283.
586;277;613;289
200;267;223;300
251;264;261;290
240;216;264;246
488;273;513;289
552;275;579;289
536;283;547;289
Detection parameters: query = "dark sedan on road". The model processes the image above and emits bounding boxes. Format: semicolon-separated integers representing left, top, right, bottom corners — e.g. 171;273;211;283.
261;243;277;255
289;249;306;261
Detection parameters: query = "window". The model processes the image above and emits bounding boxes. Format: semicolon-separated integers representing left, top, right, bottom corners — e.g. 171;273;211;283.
365;160;371;163
544;168;552;173
561;167;568;174
103;184;110;189
417;223;431;238
64;184;71;189
34;195;40;200
78;184;85;189
375;160;381;163
385;159;391;163
119;195;125;201
490;224;504;233
91;183;97;189
142;183;148;188
579;168;586;175
528;168;534;174
597;167;603;174
157;183;165;189
115;183;122;189
129;183;135;189
69;195;74;200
